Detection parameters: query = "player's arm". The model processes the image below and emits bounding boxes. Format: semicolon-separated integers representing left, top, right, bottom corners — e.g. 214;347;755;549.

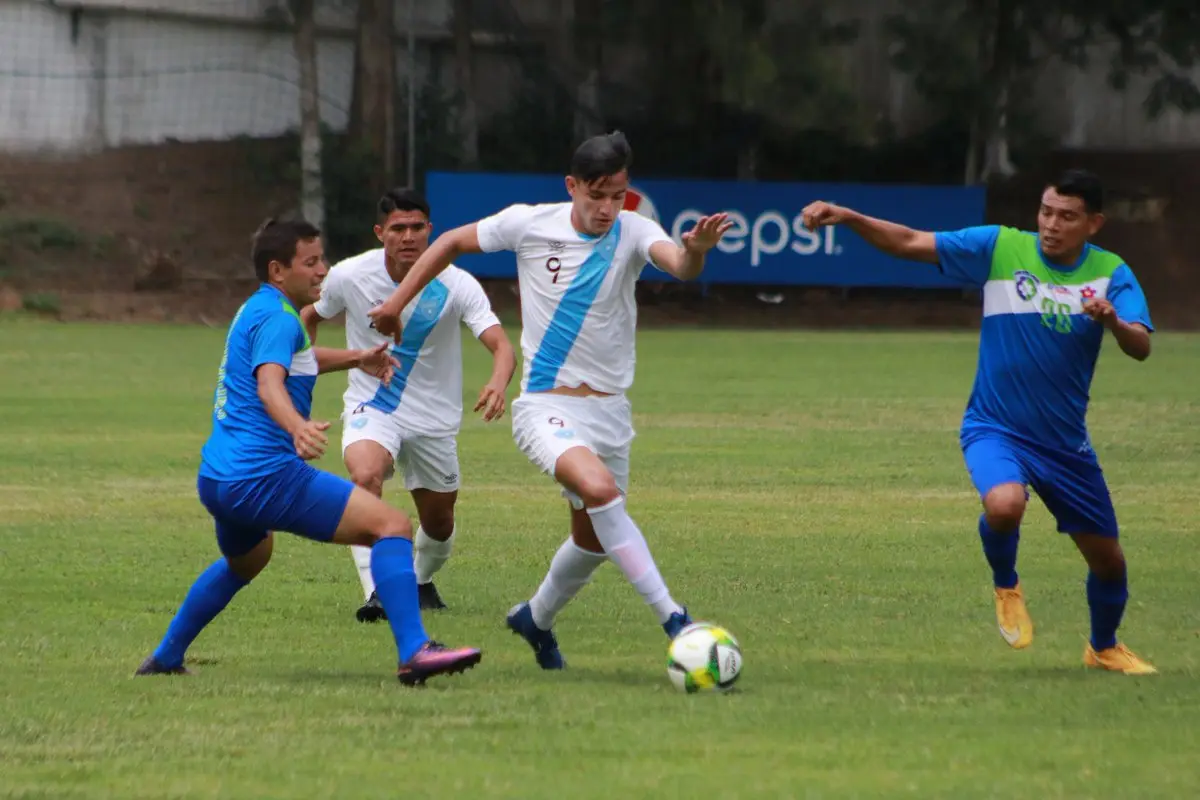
313;342;399;378
801;202;938;263
646;214;733;281
1085;264;1153;361
255;364;328;460
474;325;516;421
369;224;484;342
299;304;325;345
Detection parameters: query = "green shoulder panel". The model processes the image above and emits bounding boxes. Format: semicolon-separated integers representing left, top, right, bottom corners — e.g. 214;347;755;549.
990;226;1123;283
279;298;313;352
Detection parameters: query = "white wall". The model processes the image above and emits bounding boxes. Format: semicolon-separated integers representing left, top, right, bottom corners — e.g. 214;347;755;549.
0;1;357;152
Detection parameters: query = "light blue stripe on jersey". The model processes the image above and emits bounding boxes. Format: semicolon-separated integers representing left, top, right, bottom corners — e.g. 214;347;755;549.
527;218;621;392
365;279;450;414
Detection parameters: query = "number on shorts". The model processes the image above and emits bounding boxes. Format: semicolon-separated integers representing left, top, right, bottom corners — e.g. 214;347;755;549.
547;416;565;427
546;257;562;283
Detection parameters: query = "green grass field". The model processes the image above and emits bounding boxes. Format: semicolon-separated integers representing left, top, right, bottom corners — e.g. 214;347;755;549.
1;315;1198;799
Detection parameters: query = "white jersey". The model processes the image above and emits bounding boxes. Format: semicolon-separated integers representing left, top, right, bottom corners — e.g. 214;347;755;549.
476;202;672;394
312;249;501;437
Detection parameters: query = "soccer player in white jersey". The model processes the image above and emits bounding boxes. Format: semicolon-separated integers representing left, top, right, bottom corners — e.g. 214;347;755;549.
369;133;732;669
301;189;515;620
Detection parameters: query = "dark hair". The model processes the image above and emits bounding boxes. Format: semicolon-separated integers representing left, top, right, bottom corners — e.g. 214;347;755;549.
378;188;430;220
570;131;633;184
1048;169;1104;213
251;217;321;282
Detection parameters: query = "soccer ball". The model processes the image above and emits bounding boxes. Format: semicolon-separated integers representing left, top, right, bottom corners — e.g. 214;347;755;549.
666;622;742;693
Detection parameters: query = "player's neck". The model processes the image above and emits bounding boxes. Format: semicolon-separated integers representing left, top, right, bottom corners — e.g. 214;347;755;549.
569;208;601;238
1041;245;1086;268
384;255;410;285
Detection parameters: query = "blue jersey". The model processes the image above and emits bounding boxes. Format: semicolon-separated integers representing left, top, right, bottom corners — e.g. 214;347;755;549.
199;284;318;480
934;225;1153;454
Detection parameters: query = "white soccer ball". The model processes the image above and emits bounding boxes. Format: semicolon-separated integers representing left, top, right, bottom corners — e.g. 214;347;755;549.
666;622;743;693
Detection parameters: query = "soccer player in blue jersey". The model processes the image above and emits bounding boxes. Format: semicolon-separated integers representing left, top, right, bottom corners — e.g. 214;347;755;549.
801;170;1157;675
135;218;482;685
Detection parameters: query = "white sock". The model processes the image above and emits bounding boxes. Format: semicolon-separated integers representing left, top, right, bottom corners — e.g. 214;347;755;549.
413;526;454;585
587;496;684;624
351;545;375;599
529;538;607;630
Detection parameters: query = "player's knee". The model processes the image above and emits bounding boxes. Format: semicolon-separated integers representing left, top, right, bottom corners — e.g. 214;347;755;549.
420;511;455;540
348;466;385;497
371;509;414;542
576;472;620;509
983;484;1026;532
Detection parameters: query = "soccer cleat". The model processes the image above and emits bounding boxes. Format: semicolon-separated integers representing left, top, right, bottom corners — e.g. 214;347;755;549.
418;581;448;611
134;656;190;676
1084;643;1158;675
396;641;482;686
994;584;1033;649
663;608;693;640
506;602;566;670
356;591;387;623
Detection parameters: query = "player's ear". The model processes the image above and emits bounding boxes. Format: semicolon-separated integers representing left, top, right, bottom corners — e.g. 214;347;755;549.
373;223;384;243
1088;212;1106;237
565;175;577;198
267;258;288;284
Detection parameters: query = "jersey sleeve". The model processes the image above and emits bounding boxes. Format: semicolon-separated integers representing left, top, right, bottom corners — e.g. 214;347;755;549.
933;225;1000;287
312;263;346;318
454;272;502;337
624;212;675;269
250;311;302;373
476;204;536;253
1107;264;1154;331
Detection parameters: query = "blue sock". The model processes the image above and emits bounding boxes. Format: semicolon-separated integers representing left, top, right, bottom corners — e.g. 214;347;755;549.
152;559;249;668
1087;570;1128;651
978;515;1019;589
370;538;429;663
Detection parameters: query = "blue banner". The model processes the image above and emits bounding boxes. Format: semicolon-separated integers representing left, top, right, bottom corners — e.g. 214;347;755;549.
425;172;986;287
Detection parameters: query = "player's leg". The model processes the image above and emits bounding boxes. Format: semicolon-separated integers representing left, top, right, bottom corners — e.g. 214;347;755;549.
963;435;1033;648
556;445;689;634
341;408;401;622
312;471;481;684
1033;454;1155;675
403;435;462;610
507;395;687;666
136;479;273;675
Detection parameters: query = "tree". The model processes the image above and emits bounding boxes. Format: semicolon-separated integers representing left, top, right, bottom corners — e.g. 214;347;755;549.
290;0;324;228
349;0;396;194
452;0;479;166
620;0;861;179
887;0;1200;185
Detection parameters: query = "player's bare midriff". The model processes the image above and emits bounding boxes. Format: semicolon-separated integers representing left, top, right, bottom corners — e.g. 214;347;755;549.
545;384;613;398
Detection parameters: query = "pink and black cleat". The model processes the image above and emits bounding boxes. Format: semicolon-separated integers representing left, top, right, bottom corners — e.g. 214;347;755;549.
397;641;482;686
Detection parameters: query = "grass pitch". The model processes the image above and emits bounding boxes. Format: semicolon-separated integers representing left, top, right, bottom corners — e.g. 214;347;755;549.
1;315;1198;798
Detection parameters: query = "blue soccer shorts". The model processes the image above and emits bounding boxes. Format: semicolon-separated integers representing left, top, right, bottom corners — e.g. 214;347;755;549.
962;432;1119;537
196;459;355;558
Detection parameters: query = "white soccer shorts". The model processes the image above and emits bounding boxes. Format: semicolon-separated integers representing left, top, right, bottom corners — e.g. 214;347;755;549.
510;392;634;509
341;405;460;492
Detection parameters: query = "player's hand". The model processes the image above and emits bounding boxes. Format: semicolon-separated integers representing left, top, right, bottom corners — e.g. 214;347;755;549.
367;299;404;344
800;201;851;231
474;382;507;422
293;420;330;461
357;342;401;387
1083;298;1119;329
681;213;734;254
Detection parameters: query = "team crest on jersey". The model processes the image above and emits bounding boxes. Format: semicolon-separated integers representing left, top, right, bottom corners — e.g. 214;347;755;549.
1014;270;1040;301
1081;286;1097;300
415;293;443;319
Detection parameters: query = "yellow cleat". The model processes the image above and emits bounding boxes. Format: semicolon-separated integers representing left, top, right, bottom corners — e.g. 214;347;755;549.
1084;643;1158;675
994;584;1034;649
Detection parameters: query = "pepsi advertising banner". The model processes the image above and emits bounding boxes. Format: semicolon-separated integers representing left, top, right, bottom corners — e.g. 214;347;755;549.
425;171;986;287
